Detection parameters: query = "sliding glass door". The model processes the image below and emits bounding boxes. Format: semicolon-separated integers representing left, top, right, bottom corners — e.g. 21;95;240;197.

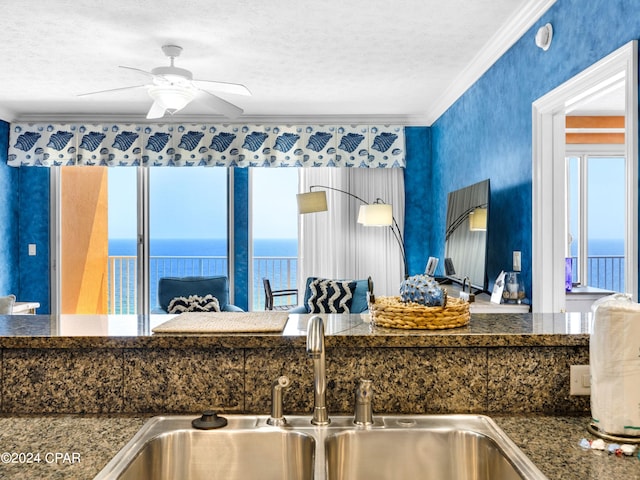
56;166;227;315
148;167;228;311
58;166;138;314
251;168;298;310
55;165;306;314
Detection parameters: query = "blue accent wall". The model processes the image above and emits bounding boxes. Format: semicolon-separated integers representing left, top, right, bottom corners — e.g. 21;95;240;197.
404;127;432;276
232;168;250;310
0;121;18;296
418;0;640;297
1;122;49;311
17;167;50;313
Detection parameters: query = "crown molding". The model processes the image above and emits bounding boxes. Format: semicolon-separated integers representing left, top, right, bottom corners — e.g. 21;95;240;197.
424;0;557;125
0;106;16;123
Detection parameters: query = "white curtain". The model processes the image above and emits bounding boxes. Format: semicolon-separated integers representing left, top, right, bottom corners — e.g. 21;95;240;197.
298;167;405;297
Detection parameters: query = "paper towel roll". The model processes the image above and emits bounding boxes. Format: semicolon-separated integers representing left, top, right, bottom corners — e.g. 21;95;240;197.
590;294;640;437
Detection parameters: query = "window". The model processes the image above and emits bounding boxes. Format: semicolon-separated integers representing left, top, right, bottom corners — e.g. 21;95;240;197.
56;166;228;315
566;151;626;292
55;166;304;314
251;168;299;310
107;167;138;314
149;167;228;310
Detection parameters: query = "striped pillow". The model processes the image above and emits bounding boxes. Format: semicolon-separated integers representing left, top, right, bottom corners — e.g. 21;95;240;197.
167;294;220;314
306;279;356;313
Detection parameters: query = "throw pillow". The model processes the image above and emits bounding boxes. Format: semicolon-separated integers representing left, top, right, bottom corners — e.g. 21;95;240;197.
167;294;220;314
0;294;16;314
306;279;357;313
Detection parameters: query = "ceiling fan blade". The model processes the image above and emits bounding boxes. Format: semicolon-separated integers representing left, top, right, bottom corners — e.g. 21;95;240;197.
119;65;156;78
196;90;244;118
77;84;147;97
192;79;251;96
146;101;166;119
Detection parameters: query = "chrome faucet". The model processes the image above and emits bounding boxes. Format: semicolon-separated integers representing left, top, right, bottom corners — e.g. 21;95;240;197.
306;315;330;425
266;375;290;426
354;379;374;426
460;276;475;302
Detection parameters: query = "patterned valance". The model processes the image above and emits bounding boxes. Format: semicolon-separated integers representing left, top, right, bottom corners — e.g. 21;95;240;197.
7;123;405;168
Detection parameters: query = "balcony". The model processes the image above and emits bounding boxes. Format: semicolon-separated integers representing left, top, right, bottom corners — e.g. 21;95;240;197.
108;255;298;314
570;254;624;292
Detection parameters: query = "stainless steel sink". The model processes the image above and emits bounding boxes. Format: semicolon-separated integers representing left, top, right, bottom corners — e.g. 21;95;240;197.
325;416;539;480
94;416;315;480
94;415;548;480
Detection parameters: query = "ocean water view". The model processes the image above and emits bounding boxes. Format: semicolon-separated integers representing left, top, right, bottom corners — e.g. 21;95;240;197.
109;238;298;257
108;238;298;313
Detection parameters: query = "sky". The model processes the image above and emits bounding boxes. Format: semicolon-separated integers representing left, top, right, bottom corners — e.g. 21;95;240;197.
567;155;625;252
107;167;298;240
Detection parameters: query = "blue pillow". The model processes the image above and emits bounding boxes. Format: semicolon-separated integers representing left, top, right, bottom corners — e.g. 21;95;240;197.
306;278;357;313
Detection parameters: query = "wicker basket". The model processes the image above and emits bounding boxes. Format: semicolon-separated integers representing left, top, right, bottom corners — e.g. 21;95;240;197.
369;295;470;330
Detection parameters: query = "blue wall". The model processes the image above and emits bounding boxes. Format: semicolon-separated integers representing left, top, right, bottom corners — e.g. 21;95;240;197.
0;122;50;311
404;126;432;275
17;167;50;313
0;121;18;296
422;0;640;297
232;168;250;310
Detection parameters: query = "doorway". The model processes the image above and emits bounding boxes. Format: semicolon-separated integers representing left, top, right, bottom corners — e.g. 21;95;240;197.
532;41;638;312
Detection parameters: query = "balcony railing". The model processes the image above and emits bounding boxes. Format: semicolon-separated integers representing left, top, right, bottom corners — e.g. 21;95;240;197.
108;254;624;314
108;255;298;314
570;255;625;292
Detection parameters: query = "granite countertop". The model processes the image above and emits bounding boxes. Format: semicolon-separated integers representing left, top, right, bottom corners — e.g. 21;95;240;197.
0;414;636;479
0;311;590;349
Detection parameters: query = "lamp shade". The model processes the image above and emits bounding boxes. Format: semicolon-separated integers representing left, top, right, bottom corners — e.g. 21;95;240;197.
469;207;487;231
148;85;196;113
297;191;328;214
357;204;393;226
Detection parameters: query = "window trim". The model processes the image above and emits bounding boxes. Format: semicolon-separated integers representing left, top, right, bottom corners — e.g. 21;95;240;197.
565;145;625;288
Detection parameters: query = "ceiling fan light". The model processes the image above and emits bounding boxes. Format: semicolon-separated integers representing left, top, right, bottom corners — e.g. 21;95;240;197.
147;85;195;113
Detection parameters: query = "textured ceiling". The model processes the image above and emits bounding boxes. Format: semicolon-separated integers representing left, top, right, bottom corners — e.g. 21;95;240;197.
0;0;553;124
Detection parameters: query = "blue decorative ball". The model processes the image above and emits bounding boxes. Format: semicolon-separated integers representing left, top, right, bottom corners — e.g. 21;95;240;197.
400;275;445;306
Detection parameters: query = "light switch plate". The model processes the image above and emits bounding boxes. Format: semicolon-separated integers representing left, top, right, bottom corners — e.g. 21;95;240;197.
28;244;36;256
570;365;591;395
513;251;521;271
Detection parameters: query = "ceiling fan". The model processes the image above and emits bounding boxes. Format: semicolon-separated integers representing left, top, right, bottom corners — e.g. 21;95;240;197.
79;44;251;119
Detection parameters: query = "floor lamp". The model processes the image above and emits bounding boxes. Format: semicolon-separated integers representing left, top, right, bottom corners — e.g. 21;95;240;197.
297;185;409;278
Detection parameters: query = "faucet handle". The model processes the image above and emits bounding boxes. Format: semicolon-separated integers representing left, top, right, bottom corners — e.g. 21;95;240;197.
354;379;374;426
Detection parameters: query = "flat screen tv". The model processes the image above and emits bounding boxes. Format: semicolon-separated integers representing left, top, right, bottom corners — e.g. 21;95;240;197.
444;179;490;292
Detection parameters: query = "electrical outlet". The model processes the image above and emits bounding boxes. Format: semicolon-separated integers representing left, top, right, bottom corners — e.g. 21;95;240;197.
570;365;591;395
513;251;521;271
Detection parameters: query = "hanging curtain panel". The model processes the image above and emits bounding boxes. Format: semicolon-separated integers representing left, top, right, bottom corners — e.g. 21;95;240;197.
7;123;406;168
